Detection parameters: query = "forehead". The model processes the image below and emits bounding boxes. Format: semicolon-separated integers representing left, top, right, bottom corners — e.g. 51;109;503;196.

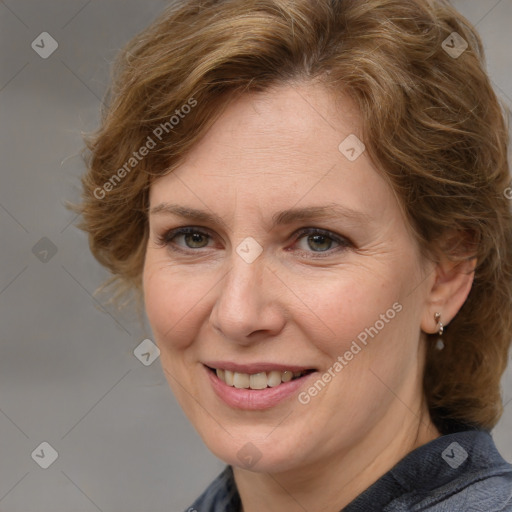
149;83;397;221
177;84;362;173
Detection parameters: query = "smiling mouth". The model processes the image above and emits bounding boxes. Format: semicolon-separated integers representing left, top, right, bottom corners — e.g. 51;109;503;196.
206;366;316;390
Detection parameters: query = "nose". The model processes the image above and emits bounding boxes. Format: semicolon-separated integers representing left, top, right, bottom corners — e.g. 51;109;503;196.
209;254;286;345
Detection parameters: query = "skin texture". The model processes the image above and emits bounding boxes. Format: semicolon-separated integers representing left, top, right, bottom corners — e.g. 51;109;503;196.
143;83;475;511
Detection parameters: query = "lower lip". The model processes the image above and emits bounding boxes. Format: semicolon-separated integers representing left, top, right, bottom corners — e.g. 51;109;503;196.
205;365;316;410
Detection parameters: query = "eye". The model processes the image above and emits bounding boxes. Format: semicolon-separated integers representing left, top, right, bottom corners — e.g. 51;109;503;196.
181;231;210;249
292;228;350;255
157;227;213;251
299;233;334;252
155;225;352;257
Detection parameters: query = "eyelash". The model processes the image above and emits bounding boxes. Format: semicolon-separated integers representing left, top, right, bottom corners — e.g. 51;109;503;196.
155;226;352;258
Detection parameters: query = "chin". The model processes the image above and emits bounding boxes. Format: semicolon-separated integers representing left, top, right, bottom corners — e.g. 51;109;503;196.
199;425;309;473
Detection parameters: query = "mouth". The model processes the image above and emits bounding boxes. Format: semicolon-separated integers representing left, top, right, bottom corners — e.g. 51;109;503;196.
205;365;316;390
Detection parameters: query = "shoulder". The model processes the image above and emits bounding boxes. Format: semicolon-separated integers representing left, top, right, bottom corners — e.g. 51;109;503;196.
184;431;512;512
184;465;240;512
399;473;512;511
386;430;512;511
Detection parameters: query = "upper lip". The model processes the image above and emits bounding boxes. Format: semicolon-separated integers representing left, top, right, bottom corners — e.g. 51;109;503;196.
203;361;316;374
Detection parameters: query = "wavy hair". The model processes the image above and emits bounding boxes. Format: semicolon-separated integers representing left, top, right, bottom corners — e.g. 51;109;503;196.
75;0;512;431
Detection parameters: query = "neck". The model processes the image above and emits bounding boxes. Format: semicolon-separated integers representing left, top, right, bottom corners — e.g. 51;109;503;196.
233;401;440;512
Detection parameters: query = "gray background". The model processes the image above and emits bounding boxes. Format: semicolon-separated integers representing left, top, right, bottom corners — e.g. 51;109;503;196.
0;1;511;511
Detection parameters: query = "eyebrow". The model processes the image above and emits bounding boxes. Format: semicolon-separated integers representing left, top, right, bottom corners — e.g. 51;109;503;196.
271;203;371;226
148;202;372;228
149;203;226;225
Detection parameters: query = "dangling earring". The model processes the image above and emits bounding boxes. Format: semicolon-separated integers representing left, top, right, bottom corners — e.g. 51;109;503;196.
434;312;444;350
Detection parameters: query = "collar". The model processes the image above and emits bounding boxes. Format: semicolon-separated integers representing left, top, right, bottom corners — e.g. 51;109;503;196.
189;429;510;511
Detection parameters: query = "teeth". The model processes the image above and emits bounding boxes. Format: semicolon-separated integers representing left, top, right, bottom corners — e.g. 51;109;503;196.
249;372;268;390
224;370;234;386
267;370;282;387
233;372;250;388
281;370;293;382
214;368;309;389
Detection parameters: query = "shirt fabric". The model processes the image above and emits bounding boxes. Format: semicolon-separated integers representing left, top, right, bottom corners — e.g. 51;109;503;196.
184;429;512;511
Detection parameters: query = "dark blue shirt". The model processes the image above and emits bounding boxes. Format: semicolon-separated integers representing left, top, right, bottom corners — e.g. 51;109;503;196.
185;430;512;511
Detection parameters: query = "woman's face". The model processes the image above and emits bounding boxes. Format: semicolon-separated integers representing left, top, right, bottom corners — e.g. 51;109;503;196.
143;83;435;473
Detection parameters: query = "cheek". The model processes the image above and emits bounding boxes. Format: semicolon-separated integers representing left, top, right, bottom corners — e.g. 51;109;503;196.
297;267;403;358
295;273;418;438
307;267;422;410
142;254;213;351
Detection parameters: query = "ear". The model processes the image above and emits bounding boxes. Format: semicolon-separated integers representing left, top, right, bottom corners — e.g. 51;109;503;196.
420;255;477;334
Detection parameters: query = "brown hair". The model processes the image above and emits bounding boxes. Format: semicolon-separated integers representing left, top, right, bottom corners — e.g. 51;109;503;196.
75;0;512;431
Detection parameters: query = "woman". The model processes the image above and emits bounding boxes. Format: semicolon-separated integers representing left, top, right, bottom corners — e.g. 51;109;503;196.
76;0;512;510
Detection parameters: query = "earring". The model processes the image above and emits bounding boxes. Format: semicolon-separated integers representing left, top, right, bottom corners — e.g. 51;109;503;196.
434;312;444;351
434;312;444;336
